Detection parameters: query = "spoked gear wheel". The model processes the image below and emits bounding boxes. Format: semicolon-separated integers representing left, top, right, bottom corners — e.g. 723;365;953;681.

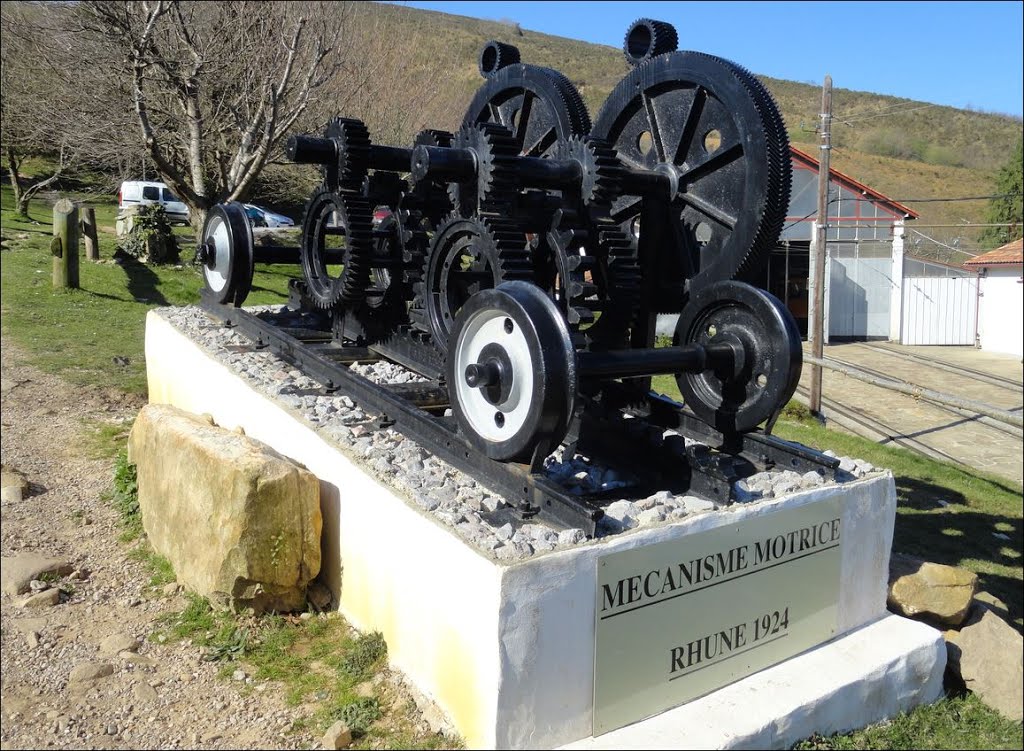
463;63;591;158
299;188;374;310
449;123;519;215
539;217;641;351
554;135;623;213
423;214;534;353
323;117;371;192
591;50;791;304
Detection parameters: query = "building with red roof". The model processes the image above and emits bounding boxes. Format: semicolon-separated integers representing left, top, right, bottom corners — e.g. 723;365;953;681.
962;239;1023;357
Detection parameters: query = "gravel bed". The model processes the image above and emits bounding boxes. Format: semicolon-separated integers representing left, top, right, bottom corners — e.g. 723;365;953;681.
159;305;882;560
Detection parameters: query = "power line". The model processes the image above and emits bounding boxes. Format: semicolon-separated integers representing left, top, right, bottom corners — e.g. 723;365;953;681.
890;193;1020;203
834;103;940;125
908;228;980;257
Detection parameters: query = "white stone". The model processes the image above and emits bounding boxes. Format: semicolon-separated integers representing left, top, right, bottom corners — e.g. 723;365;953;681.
681;496;716;514
146;310;926;750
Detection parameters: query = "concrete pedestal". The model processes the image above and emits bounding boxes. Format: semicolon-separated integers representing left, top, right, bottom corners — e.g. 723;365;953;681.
145;310;945;749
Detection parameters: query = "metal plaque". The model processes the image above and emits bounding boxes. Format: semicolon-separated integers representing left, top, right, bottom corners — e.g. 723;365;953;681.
594;498;842;735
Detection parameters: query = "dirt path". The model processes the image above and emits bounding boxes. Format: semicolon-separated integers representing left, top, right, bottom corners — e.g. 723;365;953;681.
0;339;323;749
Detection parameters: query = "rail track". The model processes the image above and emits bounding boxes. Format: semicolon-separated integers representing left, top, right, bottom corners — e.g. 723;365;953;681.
820;351;1023;441
860;342;1023;394
794;384;969;467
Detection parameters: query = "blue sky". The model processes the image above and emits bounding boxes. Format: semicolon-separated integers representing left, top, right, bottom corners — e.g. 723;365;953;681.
387;1;1024;118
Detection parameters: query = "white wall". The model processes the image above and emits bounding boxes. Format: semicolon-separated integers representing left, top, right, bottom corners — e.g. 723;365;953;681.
900;276;978;346
977;267;1024;357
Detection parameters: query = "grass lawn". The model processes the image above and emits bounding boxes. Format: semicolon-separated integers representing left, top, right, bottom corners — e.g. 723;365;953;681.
0;184;300;393
2;186;1021;748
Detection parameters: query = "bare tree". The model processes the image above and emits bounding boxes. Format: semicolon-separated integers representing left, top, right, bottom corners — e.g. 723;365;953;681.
4;1;464;227
67;0;357;233
0;4;78;218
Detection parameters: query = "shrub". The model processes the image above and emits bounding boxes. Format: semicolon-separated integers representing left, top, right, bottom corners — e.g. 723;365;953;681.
118;204;179;264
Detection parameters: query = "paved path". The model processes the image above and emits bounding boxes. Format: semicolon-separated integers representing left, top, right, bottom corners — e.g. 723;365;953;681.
796;343;1023;487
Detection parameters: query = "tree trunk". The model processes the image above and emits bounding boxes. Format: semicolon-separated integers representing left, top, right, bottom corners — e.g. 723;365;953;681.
5;146;26;218
189;205;208;243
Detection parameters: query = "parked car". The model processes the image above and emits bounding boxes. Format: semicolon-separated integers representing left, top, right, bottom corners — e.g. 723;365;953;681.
118;180;190;225
243;204;295;228
242;204;268;228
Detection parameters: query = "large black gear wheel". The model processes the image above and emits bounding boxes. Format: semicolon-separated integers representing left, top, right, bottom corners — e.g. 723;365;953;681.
555;135;623;213
300;188;374;310
623;18;679;67
539;217;641;351
324;117;371;192
423;214;534;352
591;50;791;303
449;123;519;215
463;64;591;159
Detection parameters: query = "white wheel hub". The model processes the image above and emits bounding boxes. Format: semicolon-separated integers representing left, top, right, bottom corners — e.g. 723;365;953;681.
453;307;535;443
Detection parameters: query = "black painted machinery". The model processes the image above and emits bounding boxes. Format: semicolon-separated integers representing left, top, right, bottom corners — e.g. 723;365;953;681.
196;19;825;531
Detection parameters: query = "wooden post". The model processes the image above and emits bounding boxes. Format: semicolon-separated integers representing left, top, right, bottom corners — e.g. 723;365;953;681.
51;198;79;289
808;74;832;417
82;207;100;261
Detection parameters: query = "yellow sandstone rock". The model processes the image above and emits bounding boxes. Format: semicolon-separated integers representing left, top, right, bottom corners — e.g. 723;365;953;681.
128;404;321;612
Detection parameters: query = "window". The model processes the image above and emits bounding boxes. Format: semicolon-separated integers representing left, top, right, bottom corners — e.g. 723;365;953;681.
162;188;179;202
142;186;160;201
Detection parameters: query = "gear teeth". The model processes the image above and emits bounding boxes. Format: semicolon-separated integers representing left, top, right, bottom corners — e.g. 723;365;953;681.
532;67;592;135
592;49;791;296
686;52;791;285
299;188;374;311
420;213;533;350
451;123;519;215
623;19;679;67
542;212;641;350
462;64;591;159
478;40;521;78
414;129;454;149
324;117;371;192
558;135;623;212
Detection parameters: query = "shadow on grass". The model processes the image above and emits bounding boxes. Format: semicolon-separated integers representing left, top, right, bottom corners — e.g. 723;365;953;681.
117;254;169;306
892;475;1023;629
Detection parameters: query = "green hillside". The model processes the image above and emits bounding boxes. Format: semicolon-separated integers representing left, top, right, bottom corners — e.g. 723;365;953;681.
359;3;1022;257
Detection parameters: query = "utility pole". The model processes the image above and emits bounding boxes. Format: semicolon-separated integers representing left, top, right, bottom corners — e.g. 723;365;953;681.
808;74;832;417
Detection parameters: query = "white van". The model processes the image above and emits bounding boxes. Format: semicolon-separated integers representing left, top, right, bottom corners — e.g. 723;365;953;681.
118;180;190;224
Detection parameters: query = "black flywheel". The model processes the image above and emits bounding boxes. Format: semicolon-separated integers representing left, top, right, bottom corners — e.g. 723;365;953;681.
463;63;591;158
592;51;791;302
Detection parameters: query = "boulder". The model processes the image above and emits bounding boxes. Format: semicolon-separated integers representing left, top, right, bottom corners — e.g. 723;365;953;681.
1;466;30;503
70;662;115;683
946;606;1023;721
99;633;141;657
887;553;976;627
17;588;60;608
322;721;353;750
973;590;1010;619
1;554;73;596
128;404;321;613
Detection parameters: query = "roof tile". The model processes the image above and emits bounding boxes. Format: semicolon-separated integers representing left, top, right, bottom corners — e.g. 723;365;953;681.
963;238;1023;268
